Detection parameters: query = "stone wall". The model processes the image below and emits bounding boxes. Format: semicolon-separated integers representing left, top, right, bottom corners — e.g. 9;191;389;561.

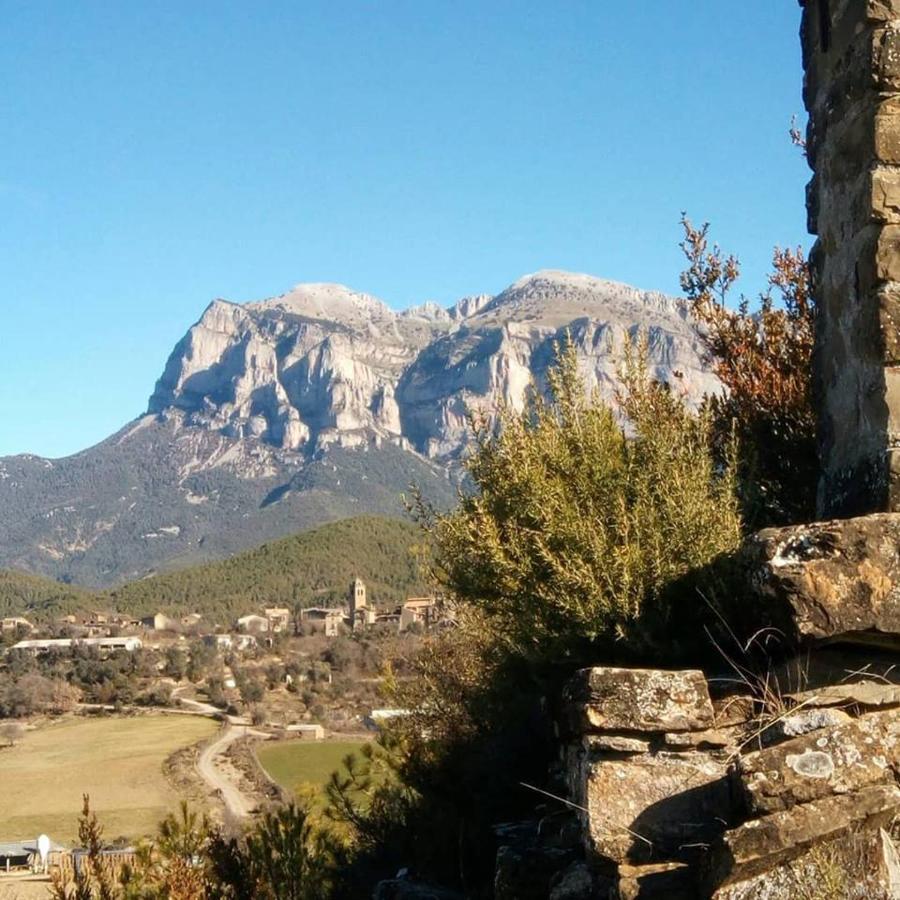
564;665;900;898
801;0;900;515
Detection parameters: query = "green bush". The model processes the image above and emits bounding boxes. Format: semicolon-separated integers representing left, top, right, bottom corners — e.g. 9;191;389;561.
419;341;742;657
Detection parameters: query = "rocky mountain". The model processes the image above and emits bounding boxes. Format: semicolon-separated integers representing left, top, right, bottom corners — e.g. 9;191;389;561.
0;270;719;587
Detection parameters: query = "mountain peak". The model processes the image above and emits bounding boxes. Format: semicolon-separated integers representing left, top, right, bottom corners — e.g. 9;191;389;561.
247;282;394;324
509;269;635;292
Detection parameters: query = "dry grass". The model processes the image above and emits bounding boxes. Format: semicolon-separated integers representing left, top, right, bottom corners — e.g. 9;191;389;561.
783;831;893;900
0;877;53;900
0;714;216;843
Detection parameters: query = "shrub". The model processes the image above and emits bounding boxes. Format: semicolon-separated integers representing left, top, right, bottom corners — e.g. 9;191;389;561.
416;341;742;657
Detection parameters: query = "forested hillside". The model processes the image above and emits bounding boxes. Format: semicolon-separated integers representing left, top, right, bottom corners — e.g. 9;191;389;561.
106;515;429;619
0;570;90;619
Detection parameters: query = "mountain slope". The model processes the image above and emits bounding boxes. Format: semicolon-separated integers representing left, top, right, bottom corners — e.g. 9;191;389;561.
0;433;452;587
0;269;717;586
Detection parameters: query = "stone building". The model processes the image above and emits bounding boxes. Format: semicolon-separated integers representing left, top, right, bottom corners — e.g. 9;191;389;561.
263;606;292;633
141;612;180;632
349;577;375;630
399;597;438;631
236;613;268;633
802;0;900;514
300;607;343;637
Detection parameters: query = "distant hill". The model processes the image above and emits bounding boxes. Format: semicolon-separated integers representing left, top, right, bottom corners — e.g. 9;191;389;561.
0;570;91;620
0;270;716;587
106;515;429;621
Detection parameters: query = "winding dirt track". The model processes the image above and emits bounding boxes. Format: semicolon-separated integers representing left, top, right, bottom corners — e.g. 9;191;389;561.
170;687;268;820
197;724;257;819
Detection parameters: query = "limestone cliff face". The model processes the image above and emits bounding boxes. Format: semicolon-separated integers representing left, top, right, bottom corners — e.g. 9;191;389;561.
149;270;719;461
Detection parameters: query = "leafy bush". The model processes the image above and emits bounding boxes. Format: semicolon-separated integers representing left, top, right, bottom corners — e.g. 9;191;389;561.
416;341;742;657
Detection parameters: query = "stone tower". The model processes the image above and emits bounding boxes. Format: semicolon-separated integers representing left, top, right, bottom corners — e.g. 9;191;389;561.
349;577;367;629
802;0;900;516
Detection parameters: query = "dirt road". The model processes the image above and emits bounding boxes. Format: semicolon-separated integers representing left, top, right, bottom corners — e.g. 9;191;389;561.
196;724;259;819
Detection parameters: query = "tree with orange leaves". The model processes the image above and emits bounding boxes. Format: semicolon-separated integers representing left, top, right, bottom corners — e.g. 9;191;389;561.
680;215;816;527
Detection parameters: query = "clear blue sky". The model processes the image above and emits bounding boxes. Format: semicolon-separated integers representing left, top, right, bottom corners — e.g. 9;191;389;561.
1;1;808;459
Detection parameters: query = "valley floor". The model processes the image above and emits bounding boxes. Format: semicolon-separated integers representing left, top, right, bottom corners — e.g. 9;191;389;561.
0;714;217;842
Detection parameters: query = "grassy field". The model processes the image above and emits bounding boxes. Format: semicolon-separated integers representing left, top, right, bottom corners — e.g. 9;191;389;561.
0;715;216;843
256;738;370;802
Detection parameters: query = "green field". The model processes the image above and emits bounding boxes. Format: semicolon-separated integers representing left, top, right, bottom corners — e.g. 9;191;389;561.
0;715;216;843
256;739;370;801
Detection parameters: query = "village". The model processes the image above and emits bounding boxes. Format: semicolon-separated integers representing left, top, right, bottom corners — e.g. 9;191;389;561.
0;579;447;892
1;577;445;651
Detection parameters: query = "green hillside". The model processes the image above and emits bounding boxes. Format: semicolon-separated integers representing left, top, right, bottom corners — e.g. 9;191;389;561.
106;515;430;619
0;569;92;620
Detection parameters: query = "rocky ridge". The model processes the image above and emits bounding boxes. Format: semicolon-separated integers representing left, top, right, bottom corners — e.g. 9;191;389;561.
148;270;718;461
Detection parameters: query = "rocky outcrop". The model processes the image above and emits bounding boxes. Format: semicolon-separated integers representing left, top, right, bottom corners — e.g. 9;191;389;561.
741;513;900;649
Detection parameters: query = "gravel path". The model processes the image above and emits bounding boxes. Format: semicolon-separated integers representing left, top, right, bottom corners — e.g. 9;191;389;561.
196;724;258;819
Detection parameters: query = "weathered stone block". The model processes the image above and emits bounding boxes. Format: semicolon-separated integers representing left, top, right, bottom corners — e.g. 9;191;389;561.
876;106;900;163
662;728;734;751
757;707;852;748
565;668;714;734
877;25;900;89
569;742;731;864
711;826;899;900
738;708;900;815
705;785;900;893
888;366;900;441
589;734;651;754
741;514;900;648
873;167;900;222
615;862;694;900
870;0;900;24
787;680;900;710
877;225;900;281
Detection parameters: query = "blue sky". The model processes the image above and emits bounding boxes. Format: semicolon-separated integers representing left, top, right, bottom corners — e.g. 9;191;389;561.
1;1;808;459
